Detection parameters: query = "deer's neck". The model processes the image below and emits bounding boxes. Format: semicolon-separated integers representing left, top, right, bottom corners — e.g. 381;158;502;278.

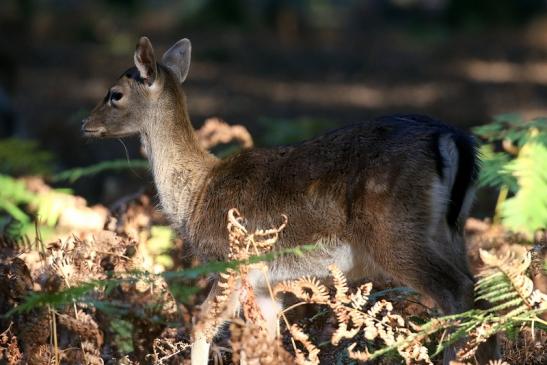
141;94;216;233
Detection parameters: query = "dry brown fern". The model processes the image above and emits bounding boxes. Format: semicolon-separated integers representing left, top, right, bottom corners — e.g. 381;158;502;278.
230;318;294;365
287;323;320;365
274;264;433;364
451;249;547;362
146;336;191;364
193;208;294;364
197;117;254;150
196;209;287;342
0;324;23;365
478;249;547;313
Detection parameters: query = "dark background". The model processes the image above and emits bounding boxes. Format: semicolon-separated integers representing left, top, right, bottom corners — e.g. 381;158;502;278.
2;0;547;208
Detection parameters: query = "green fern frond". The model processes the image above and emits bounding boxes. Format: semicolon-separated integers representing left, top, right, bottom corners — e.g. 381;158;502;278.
475;287;514;303
488;298;524;313
0;174;37;223
52;159;149;183
477;145;517;191
0;174;75;230
500;141;547;237
0;138;54;175
370;248;546;362
474;114;547;237
474;272;505;290
474;114;547;147
475;280;510;296
477;250;541;313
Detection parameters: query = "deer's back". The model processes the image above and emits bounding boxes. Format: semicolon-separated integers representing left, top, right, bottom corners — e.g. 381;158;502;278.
189;115;469;264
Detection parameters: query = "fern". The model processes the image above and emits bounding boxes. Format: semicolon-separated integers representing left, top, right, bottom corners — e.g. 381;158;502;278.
0;174;37;223
476;250;546;315
52;159;149;183
477;144;517;192
353;249;543;362
0;174;74;238
500;141;547;235
473;113;547;146
147;225;176;270
359;248;547;362
474;114;547;237
5;244;316;316
0;138;54;176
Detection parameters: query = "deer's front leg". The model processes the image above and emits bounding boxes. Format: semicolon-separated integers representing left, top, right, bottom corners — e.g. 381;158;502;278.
191;331;210;365
191;276;242;365
255;292;283;340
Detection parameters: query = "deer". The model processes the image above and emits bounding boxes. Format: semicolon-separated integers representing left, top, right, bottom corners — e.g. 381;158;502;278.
82;36;499;364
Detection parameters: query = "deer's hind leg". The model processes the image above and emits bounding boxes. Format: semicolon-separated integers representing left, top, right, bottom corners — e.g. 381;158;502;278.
363;229;501;364
438;229;501;364
356;232;474;361
369;237;475;315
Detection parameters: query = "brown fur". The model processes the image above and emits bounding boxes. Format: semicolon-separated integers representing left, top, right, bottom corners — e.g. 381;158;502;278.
82;36;499;365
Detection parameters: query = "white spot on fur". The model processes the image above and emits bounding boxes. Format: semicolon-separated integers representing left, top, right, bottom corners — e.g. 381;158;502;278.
318;242;355;272
366;177;387;193
255;294;282;339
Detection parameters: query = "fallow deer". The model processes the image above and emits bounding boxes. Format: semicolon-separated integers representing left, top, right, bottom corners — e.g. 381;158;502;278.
82;36;499;364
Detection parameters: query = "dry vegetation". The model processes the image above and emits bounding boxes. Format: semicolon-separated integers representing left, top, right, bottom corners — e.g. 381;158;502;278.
0;120;545;365
1;196;545;364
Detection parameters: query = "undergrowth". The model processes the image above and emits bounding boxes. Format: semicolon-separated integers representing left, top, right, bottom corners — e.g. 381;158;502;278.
0;116;545;364
2;207;543;364
474;114;547;238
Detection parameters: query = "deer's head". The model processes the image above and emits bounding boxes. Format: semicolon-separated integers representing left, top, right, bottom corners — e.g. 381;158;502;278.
82;36;191;138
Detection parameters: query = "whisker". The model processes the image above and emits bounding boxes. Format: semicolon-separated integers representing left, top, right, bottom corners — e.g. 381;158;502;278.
117;138;144;179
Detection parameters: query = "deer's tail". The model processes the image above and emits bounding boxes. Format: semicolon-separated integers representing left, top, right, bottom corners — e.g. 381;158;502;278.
437;131;479;230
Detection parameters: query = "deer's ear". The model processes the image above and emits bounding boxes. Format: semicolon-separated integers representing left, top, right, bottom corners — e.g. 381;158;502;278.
161;38;191;83
134;36;157;85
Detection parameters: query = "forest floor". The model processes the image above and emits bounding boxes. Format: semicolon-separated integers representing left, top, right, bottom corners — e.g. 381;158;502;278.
0;175;545;365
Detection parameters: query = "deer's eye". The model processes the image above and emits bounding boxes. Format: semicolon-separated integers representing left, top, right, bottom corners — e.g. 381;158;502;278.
110;92;123;103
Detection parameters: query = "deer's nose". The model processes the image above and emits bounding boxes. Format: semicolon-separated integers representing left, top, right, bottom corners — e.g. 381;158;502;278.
81;118;106;137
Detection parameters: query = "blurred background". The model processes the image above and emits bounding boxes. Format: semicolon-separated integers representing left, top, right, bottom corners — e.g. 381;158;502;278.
0;3;546;362
2;0;547;209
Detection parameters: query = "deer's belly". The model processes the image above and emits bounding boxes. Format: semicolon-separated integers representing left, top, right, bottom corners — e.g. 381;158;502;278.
249;237;387;290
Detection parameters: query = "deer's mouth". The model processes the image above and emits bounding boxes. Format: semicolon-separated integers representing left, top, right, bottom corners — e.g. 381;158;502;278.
81;118;107;137
82;127;106;138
